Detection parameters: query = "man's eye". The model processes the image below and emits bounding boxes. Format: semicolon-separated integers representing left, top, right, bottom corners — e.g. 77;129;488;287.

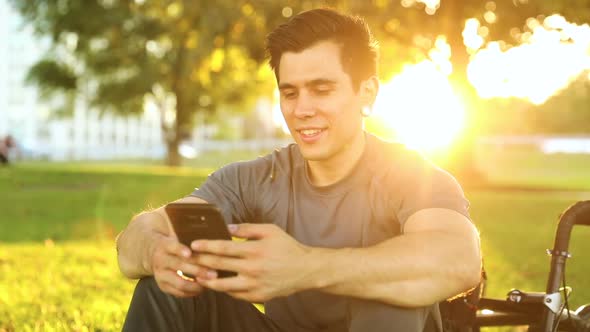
282;91;297;99
314;88;332;95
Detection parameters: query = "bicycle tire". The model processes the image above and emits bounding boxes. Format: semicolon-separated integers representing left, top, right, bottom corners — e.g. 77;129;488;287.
552;305;590;332
575;304;590;332
577;304;590;320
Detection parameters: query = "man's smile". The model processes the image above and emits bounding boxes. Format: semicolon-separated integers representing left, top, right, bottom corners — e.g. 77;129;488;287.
297;128;326;143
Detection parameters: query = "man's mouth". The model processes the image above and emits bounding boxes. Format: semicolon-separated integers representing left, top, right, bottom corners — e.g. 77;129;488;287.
296;128;326;143
299;129;324;136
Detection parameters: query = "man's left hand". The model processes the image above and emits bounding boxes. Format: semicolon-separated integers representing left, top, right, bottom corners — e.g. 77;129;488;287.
191;223;313;303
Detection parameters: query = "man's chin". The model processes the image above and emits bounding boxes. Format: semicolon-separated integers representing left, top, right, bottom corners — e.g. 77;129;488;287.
298;148;328;162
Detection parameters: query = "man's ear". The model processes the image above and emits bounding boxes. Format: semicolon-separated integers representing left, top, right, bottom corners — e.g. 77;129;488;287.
359;76;380;107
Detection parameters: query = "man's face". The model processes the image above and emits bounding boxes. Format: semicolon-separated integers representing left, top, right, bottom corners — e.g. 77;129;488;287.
278;41;365;163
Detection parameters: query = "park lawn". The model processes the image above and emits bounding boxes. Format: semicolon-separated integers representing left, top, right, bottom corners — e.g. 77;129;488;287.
0;163;212;242
0;241;136;332
1;151;590;331
475;148;590;190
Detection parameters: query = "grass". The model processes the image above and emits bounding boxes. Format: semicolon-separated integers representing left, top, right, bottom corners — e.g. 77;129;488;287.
0;242;135;332
475;148;590;190
1;148;590;331
0;163;211;242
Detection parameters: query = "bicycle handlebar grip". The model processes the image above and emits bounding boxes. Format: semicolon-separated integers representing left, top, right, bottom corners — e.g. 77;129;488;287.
563;200;590;226
554;200;590;252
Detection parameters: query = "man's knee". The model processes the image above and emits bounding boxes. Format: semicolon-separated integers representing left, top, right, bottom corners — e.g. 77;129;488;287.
130;276;194;313
134;277;160;294
348;299;434;332
128;277;164;305
124;277;196;332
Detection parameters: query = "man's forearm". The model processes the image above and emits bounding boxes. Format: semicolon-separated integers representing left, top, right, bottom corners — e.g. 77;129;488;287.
116;211;168;279
304;230;481;307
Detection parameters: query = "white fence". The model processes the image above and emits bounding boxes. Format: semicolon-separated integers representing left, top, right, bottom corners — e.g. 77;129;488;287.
23;109;164;161
20;109;291;161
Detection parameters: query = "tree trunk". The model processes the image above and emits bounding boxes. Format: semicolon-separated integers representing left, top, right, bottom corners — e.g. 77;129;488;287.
157;97;183;167
166;137;182;166
165;35;190;167
163;100;189;167
439;1;487;186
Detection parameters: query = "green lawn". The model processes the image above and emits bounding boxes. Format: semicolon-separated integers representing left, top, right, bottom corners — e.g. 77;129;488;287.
1;149;589;331
476;148;590;190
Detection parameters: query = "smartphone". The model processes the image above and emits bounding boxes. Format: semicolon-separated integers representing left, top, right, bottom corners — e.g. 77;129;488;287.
164;203;236;278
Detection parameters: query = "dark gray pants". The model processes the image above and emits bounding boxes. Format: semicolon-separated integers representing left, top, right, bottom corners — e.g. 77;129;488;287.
122;277;441;332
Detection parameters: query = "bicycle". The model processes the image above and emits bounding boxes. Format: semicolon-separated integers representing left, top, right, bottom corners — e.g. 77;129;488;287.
441;200;590;332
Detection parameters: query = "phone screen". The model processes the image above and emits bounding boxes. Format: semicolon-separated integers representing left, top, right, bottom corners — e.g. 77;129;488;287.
164;203;236;278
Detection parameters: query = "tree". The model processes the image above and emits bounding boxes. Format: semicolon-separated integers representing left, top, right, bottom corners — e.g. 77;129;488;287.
12;0;590;170
9;0;303;165
345;0;590;182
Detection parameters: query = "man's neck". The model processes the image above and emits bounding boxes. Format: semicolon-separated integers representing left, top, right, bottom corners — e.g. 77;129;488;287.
306;132;366;187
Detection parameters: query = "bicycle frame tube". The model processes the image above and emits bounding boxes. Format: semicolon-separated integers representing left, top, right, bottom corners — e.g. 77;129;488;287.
475;298;543;327
541;200;590;332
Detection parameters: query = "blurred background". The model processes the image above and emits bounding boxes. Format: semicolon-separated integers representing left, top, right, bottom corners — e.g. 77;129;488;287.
1;0;589;331
1;0;589;176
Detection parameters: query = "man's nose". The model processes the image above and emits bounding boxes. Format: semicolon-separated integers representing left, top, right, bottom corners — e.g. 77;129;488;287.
293;92;316;119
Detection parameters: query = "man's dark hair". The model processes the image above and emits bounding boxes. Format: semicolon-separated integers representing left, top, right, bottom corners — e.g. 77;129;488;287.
266;8;379;90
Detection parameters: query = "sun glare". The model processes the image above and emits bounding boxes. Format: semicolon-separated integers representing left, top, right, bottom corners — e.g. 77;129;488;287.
372;35;464;152
370;14;590;151
467;15;590;105
372;60;465;152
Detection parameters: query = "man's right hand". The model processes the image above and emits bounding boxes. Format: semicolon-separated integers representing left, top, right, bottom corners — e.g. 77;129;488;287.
116;196;213;295
149;235;214;298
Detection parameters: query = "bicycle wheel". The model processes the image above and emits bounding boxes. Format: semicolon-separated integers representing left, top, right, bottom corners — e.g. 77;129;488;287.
575;304;590;331
550;305;590;332
577;304;590;320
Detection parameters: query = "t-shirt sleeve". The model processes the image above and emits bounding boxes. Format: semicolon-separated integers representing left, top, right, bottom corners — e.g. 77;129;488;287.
190;161;257;225
393;152;470;231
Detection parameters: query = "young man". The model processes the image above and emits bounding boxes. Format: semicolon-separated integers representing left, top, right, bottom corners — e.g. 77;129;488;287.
0;135;16;165
117;8;481;332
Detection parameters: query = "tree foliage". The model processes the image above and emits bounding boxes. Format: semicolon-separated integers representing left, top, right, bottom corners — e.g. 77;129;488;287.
10;0;305;165
346;0;590;181
10;0;590;169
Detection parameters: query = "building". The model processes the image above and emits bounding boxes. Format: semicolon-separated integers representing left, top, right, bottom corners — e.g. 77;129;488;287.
0;2;289;162
0;0;47;153
0;0;166;161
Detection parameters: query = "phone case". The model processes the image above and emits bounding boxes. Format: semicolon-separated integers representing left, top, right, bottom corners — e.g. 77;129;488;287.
164;203;236;278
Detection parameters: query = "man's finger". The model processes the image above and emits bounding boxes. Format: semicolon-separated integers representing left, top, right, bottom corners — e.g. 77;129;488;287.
193;253;246;274
158;254;184;272
160;270;203;293
226;223;276;239
197;274;250;293
191;239;256;257
175;261;202;278
159;279;201;298
164;239;191;258
176;261;215;279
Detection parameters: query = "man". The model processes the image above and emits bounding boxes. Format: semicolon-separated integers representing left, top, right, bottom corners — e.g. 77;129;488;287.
0;135;16;165
117;8;481;332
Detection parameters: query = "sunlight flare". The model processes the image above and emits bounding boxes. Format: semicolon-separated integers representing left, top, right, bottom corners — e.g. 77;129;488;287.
466;15;590;104
372;37;465;152
372;62;465;151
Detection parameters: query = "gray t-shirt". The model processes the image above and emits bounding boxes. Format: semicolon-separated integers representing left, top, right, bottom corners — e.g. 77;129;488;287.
191;133;470;331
